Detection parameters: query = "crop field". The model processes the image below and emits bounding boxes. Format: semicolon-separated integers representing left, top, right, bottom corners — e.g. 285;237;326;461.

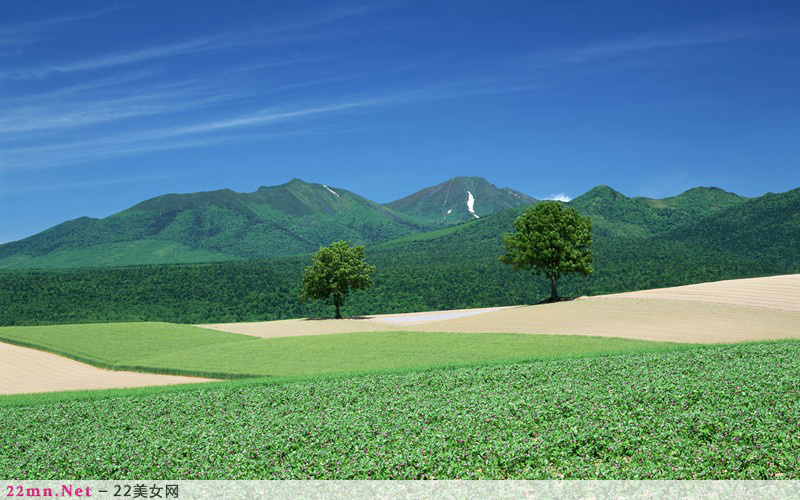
0;322;691;384
1;341;797;479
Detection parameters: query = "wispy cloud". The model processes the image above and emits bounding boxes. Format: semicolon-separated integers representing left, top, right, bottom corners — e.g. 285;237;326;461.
544;193;571;202
2;34;237;80
1;128;329;172
2;4;385;80
2;71;156;103
530;25;773;68
0;8;118;48
0;95;389;170
110;97;391;142
1;72;544;170
1;84;242;134
0;174;177;195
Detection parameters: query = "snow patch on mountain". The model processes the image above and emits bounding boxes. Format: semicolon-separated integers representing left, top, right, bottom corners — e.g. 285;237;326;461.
323;185;339;197
466;191;479;218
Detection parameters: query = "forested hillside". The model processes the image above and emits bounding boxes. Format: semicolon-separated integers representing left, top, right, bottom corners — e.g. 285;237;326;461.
0;180;757;269
570;185;747;237
2;187;796;326
662;188;800;269
0;179;435;267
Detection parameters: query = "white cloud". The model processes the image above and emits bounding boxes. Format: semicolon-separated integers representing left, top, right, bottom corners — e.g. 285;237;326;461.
545;193;571;202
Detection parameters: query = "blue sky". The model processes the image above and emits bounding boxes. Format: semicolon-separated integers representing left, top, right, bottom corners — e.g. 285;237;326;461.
1;1;798;243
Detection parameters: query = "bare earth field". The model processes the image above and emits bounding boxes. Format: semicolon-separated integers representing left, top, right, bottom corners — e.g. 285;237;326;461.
599;274;800;312
201;275;800;343
0;342;213;395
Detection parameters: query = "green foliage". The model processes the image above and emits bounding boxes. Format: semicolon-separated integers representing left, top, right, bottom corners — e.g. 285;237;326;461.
0;323;689;379
2;341;797;479
501;202;593;300
300;241;376;318
0;239;237;269
0;188;797;326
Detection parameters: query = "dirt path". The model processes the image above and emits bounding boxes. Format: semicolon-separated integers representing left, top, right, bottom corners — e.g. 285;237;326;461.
200;275;800;343
0;342;215;395
198;306;515;338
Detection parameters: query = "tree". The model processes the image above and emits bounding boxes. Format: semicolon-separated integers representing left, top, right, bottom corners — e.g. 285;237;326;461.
299;241;376;319
500;201;593;302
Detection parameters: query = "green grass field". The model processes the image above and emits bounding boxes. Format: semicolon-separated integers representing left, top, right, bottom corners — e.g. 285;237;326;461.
2;341;797;479
0;322;692;379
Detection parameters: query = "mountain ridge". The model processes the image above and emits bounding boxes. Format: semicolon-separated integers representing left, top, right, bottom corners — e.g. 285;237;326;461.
1;176;786;270
2;187;797;325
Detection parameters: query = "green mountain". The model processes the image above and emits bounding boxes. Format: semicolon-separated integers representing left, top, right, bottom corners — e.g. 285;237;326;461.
384;176;537;225
662;188;800;268
3;187;796;326
0;178;767;270
571;185;747;237
0;179;433;268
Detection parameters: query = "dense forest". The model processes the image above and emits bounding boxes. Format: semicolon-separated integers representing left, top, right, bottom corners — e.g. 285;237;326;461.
2;189;796;325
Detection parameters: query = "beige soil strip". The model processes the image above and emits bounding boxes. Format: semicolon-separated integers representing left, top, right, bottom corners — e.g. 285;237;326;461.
598;274;800;312
200;275;799;343
413;298;800;344
0;342;215;395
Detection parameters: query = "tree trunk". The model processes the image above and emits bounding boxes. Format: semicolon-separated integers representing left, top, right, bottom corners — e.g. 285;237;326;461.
334;300;342;319
549;274;559;302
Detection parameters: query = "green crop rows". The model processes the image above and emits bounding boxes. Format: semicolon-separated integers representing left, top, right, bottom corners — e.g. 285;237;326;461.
2;341;798;479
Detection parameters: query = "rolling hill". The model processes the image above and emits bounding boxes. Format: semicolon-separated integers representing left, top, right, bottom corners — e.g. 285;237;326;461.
661;187;800;268
570;185;747;237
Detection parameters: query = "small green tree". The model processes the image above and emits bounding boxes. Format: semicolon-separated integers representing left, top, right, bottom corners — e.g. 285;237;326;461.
299;241;376;319
500;201;593;302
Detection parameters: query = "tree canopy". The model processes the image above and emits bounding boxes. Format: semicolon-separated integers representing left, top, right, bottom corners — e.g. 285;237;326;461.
299;241;376;318
501;201;593;301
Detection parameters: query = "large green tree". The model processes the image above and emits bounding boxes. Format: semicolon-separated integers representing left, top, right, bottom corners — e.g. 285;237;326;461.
299;241;376;319
500;201;593;302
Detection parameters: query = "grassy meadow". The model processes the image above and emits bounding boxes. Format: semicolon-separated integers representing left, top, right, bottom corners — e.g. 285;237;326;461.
1;341;797;479
0;322;692;378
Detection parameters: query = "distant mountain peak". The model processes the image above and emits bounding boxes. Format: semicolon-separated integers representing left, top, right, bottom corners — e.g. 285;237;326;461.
385;177;537;225
585;185;624;196
676;186;741;197
451;175;489;182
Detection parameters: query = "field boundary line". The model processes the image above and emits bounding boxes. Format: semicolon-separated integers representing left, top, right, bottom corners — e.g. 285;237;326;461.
0;337;263;380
